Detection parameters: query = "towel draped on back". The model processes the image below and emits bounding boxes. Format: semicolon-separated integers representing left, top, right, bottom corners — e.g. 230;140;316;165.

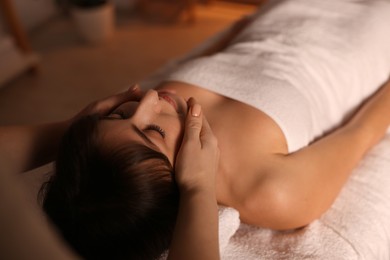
167;0;390;152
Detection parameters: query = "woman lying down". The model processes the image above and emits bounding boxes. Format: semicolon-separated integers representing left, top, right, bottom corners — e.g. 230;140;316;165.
2;0;390;259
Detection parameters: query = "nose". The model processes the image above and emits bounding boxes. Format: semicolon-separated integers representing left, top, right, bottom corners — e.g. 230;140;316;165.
133;90;161;118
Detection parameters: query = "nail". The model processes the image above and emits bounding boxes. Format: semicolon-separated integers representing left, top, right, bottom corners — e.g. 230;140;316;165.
191;104;201;117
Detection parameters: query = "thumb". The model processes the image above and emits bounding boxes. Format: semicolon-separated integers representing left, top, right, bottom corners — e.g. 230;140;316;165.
183;98;203;142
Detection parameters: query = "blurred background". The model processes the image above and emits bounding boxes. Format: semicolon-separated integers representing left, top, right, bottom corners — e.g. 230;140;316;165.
0;0;258;125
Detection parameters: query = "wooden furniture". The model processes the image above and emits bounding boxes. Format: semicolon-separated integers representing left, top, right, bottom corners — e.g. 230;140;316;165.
136;0;197;23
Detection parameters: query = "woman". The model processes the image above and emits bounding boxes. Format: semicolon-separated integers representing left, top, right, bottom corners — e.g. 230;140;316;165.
0;90;220;260
5;0;390;259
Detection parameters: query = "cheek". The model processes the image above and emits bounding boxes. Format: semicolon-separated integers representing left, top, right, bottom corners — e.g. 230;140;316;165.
158;114;184;153
162;115;184;136
167;121;184;156
169;124;183;144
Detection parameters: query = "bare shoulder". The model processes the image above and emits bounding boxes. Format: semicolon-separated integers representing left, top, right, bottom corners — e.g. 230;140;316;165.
212;100;289;217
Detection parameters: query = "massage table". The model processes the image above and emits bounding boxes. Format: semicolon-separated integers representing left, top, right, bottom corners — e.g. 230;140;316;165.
140;1;390;259
25;0;390;259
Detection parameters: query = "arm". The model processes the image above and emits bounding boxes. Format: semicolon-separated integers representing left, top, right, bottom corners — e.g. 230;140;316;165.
0;121;71;174
0;85;142;175
0;156;79;259
168;99;220;260
238;79;390;230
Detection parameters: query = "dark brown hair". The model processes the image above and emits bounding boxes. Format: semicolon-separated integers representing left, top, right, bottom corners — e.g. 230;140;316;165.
40;115;179;259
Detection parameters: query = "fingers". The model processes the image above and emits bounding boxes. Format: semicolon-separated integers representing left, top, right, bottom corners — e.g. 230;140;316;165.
182;98;203;142
95;84;143;114
174;98;219;192
183;98;217;148
200;115;217;147
188;97;202;117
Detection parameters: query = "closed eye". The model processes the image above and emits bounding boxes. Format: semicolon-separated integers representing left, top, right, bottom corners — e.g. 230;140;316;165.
144;124;166;139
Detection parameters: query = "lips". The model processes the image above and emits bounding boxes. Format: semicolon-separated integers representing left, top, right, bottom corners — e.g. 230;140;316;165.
158;92;178;112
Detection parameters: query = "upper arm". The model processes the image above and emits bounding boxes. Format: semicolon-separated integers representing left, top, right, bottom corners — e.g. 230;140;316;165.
235;81;390;230
236;124;374;230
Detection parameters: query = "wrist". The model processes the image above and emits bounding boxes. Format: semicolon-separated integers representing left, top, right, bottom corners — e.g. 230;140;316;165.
178;177;216;195
179;185;217;201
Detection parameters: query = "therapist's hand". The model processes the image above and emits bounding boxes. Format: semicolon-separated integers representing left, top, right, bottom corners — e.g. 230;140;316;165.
174;98;220;193
71;84;143;123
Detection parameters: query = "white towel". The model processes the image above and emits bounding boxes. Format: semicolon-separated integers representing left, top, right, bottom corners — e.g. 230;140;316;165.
165;0;390;152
